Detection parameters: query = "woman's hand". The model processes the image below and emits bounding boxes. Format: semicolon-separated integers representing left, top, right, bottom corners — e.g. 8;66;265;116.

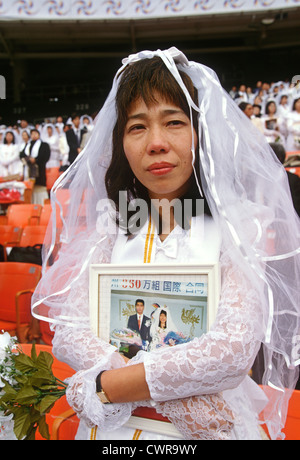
154;394;235;440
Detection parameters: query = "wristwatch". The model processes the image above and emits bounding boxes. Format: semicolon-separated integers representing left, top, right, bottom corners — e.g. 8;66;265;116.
95;370;111;404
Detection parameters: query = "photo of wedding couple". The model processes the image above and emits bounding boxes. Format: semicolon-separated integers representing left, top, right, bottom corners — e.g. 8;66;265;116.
108;277;208;359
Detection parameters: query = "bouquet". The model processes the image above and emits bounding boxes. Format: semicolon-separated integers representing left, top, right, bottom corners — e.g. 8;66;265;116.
0;332;67;440
110;328;142;346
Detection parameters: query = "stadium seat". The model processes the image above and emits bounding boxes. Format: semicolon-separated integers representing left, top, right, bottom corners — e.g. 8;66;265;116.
46;167;61;191
51;408;79;440
39;315;54;346
0;262;41;342
19;225;47;247
39;204;52;226
0;225;23;260
282;389;300;440
1;203;42;227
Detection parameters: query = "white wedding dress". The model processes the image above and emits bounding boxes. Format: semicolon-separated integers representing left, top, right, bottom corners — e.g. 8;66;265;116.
52;215;268;440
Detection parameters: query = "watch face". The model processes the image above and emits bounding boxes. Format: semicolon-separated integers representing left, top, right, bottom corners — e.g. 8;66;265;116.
97;391;111;404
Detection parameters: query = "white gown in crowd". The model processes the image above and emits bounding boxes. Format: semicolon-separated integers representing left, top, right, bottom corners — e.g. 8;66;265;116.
260;113;286;146
234;82;300;152
55;215;268;441
0;142;23;177
41;124;69;169
286;111;300;152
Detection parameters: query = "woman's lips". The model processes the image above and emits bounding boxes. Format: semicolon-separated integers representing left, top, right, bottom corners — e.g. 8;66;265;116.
147;162;175;176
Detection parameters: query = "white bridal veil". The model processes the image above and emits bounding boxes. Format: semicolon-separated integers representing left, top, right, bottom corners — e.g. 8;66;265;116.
32;48;300;440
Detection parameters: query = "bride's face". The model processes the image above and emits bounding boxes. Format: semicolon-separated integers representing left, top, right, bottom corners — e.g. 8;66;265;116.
123;95;196;201
159;312;167;326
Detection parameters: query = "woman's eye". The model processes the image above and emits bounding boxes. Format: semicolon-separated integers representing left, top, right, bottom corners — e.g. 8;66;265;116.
128;124;145;132
168;120;185;126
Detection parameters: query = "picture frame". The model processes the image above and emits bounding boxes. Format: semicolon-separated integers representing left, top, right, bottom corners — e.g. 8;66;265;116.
89;263;220;438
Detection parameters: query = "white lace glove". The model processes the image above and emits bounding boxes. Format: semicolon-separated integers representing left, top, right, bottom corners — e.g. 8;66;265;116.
131;395;234;440
65;351;133;431
153;395;234;440
66;350;235;439
129;352;235;440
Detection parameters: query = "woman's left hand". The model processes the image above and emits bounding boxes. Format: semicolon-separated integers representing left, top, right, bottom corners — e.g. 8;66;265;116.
65;352;133;430
154;394;235;440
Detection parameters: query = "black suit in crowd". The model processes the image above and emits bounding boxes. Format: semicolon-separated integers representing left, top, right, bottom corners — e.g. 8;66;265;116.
20;140;50;186
66;127;87;164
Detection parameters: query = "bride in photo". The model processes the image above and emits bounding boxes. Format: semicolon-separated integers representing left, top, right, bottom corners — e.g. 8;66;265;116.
149;303;188;351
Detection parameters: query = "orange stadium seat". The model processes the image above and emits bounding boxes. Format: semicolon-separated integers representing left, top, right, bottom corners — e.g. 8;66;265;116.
19;225;47;247
0;262;41;342
282;389;300;440
46;167;61;191
39;204;52;226
0;225;23;260
2;203;42;227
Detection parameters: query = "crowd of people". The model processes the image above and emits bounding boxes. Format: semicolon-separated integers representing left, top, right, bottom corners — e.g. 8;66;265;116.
232;79;300;152
0;113;95;204
0;47;299;440
1;77;299;208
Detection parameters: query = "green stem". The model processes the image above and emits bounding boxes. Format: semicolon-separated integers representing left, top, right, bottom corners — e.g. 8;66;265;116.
54;377;68;388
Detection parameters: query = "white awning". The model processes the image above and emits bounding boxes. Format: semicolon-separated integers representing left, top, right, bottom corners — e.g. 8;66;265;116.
0;0;299;21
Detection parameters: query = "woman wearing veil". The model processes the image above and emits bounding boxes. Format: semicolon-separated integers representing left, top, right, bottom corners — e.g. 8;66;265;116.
149;304;190;351
32;48;300;440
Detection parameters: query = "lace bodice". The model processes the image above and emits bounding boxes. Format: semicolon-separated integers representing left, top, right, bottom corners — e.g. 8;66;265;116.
53;253;262;393
52;218;265;439
143;257;263;401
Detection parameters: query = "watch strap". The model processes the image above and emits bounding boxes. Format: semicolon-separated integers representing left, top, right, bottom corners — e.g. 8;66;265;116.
96;370;111;404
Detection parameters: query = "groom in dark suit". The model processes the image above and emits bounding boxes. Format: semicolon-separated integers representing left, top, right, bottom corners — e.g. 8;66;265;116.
66;113;87;165
127;299;152;344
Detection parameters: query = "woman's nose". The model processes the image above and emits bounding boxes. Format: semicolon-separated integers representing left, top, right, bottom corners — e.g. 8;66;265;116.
146;127;170;155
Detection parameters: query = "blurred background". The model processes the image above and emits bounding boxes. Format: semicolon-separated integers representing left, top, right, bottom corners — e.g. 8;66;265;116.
0;1;300;124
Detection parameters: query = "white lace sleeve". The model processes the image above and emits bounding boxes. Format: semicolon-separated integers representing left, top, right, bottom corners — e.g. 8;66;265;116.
143;255;264;401
51;245;117;372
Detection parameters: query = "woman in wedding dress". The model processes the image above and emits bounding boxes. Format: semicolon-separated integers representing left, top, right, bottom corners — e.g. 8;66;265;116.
286;97;300;152
41;124;61;169
0;130;23;178
261;100;286;146
148;305;186;352
32;49;300;441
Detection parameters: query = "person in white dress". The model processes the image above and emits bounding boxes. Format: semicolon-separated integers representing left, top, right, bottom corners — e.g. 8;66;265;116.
261;100;286;146
32;48;300;441
286;97;300;152
54;123;70;170
41;124;61;169
148;304;181;352
0;130;23;178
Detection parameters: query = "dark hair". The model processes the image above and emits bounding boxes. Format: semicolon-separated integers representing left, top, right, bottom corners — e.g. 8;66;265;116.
71;112;80;121
30;128;40;136
292;98;300;111
265;100;277;115
269;142;286;164
135;299;144;306
238;102;251;112
105;56;210;234
4;131;15;144
158;309;167;328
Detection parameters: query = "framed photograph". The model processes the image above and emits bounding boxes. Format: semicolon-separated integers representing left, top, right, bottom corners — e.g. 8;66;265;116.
89;263;220;438
265;118;277;130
